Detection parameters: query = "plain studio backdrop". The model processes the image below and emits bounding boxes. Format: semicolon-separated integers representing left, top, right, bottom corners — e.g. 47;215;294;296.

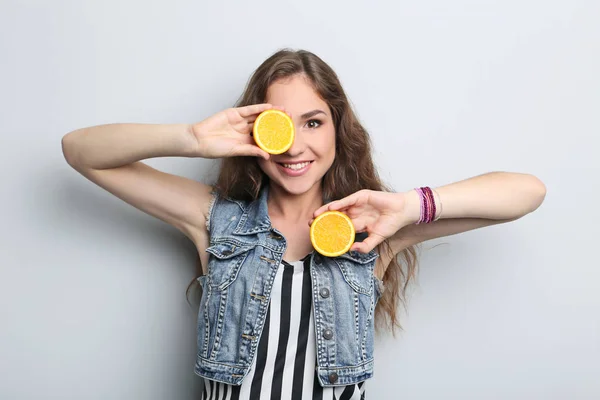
1;0;598;399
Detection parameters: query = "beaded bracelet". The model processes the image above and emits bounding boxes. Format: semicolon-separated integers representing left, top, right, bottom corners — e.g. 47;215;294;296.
414;186;441;224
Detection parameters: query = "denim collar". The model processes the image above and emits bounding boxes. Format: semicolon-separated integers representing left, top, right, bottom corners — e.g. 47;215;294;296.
233;184;328;235
233;185;272;235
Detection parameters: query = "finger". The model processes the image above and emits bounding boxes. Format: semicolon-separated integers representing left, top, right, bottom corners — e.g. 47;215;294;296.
235;144;270;160
245;106;290;131
313;194;360;217
312;202;348;219
238;103;273;118
245;107;286;128
312;205;329;218
350;234;385;253
312;201;344;217
329;193;362;211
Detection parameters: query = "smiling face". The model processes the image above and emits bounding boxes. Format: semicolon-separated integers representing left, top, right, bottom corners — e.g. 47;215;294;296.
257;74;336;196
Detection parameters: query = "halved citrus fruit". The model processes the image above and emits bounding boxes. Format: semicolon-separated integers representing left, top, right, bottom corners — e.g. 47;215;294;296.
310;211;356;257
252;109;295;154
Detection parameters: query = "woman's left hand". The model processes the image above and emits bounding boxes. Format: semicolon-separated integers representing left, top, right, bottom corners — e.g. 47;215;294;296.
312;190;419;253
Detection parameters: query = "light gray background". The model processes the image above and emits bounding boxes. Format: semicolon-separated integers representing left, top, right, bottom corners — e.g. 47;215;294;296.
1;0;598;399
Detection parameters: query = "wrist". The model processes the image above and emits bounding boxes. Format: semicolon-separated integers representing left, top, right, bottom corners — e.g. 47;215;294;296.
402;190;421;224
184;123;202;157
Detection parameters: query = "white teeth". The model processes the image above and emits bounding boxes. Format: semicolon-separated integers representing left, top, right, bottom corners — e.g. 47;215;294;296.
282;162;310;170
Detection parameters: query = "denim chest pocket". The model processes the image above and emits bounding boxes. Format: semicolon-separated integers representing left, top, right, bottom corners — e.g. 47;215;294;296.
205;240;256;290
333;251;379;295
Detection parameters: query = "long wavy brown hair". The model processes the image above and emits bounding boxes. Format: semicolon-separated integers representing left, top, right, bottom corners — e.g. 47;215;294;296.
190;49;418;333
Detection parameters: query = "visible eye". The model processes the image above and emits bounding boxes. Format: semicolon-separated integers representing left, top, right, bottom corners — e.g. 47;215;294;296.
306;119;322;129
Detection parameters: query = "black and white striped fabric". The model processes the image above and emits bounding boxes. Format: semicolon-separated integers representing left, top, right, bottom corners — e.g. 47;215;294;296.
201;256;366;400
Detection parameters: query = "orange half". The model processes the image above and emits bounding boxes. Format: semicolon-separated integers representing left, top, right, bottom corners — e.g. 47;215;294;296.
252;109;295;154
310;211;355;257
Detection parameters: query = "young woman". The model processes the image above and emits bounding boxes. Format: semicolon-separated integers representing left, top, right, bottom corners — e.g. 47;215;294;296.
62;49;546;400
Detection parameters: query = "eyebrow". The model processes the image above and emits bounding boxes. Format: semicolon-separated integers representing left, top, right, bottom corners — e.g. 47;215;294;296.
300;109;327;119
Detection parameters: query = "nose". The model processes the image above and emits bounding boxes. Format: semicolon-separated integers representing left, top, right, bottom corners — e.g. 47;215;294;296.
284;124;306;157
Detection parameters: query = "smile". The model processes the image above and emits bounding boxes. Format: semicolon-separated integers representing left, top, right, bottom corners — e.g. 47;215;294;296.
281;161;311;170
276;161;314;176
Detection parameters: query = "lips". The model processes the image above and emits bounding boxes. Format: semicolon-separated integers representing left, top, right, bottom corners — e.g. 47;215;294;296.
281;161;311;170
276;160;314;176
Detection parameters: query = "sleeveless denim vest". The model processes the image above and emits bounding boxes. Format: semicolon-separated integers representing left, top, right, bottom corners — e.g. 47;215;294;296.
194;185;384;387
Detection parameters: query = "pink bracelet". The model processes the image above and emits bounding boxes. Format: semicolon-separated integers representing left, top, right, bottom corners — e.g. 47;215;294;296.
414;186;438;224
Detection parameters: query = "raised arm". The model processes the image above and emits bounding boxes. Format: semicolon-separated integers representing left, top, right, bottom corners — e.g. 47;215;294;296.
61;104;275;245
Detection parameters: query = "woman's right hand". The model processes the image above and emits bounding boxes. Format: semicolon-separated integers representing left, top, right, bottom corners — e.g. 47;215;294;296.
189;104;278;160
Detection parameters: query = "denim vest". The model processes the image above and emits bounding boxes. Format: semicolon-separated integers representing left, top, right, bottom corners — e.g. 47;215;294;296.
194;185;384;387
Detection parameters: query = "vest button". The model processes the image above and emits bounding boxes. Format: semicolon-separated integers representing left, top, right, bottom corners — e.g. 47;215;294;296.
222;250;233;256
319;288;330;298
323;329;333;340
328;372;338;383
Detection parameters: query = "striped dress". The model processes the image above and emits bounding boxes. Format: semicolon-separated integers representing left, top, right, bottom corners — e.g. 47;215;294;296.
201;256;366;400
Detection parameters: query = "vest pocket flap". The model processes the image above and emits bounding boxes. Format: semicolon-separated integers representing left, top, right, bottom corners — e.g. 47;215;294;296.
336;250;378;264
206;241;254;259
334;251;378;294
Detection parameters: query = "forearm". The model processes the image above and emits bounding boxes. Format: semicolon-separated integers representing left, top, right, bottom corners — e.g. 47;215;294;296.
61;123;196;169
404;172;547;222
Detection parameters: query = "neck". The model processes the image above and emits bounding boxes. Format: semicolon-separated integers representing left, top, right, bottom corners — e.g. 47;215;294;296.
267;182;324;223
